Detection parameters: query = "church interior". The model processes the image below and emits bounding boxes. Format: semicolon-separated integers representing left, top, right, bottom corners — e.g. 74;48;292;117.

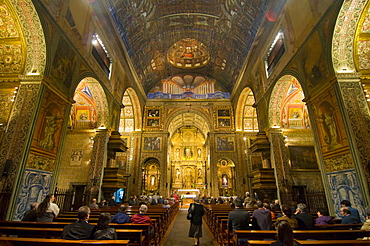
0;0;370;222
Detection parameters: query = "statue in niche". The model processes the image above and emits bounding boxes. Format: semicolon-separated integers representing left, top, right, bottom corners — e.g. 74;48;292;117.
198;168;202;177
175;148;180;159
176;168;181;180
323;112;338;146
197;148;202;158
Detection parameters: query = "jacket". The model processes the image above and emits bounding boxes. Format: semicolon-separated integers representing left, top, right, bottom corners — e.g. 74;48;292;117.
93;227;117;240
111;212;130;224
228;208;250;231
252;208;272;230
189;203;204;225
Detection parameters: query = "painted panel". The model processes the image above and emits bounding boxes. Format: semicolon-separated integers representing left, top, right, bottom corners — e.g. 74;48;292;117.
14;168;53;221
327;169;366;222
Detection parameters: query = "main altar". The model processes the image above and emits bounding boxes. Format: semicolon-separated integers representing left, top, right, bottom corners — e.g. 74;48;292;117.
178;189;200;206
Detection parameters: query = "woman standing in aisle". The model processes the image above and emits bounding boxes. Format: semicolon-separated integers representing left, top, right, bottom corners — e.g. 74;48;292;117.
188;197;204;246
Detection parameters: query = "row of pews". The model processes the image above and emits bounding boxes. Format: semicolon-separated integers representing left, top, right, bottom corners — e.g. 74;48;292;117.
203;204;370;246
0;202;179;246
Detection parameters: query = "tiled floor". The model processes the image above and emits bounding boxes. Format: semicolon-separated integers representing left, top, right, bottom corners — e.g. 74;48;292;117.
162;208;217;246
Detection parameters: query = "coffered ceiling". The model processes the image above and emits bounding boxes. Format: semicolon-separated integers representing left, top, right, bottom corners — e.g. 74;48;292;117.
106;0;270;94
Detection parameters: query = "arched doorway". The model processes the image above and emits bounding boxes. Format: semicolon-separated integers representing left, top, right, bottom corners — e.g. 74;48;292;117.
269;75;325;211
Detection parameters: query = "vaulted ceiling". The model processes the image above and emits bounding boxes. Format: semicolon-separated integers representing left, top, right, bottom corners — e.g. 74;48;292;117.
106;0;270;94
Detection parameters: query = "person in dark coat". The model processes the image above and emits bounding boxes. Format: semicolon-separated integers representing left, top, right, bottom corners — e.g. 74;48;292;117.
340;207;361;224
111;205;130;224
22;202;38;221
188;198;204;246
94;212;117;240
340;200;361;222
292;203;314;230
270;220;301;246
228;199;250;245
62;206;95;240
108;196;118;207
252;201;272;230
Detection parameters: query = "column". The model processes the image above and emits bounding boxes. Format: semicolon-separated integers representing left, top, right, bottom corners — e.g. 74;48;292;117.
0;76;44;220
87;127;108;201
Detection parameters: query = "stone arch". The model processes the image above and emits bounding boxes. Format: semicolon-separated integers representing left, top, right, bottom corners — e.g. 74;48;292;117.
235;87;258;132
70;77;109;129
332;0;367;73
269;75;308;129
9;0;46;75
166;109;211;139
120;87;142;132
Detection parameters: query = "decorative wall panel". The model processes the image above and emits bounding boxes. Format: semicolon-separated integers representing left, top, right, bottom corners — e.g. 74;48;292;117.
13;168;53;221
327;169;366;222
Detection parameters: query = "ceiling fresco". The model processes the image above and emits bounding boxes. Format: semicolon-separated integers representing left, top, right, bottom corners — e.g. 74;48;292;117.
106;0;269;94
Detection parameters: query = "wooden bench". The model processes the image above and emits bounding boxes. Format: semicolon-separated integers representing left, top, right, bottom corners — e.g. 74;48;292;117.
232;230;370;246
0;237;130;245
0;227;145;246
245;240;370;246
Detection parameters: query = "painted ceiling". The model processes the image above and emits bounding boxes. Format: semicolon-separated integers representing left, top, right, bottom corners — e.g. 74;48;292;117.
106;0;269;94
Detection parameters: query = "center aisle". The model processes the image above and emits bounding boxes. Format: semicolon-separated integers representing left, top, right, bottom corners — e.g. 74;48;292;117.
161;207;217;246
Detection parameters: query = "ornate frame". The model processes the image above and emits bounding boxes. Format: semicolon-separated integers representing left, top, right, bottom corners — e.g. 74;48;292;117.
214;106;234;131
144;106;164;131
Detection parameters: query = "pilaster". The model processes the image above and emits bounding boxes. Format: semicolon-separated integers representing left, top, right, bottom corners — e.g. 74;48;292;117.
0;76;44;220
335;73;370;212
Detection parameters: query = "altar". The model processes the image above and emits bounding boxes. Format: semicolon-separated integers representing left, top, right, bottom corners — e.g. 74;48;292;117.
178;189;200;206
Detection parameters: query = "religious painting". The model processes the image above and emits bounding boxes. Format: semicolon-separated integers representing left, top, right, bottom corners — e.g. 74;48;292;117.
216;136;235;152
218;118;231;127
218;109;230;117
184;146;193;160
143;137;161;151
222;174;229;187
76;109;90;121
144;106;163;130
70;149;83;165
214;106;234;130
289;146;318;170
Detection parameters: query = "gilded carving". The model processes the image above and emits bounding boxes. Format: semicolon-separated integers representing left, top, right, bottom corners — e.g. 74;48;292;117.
0;45;22;73
26;153;55;171
323;153;354;173
0;83;42;192
0;5;19;38
338;81;370;182
11;0;46;75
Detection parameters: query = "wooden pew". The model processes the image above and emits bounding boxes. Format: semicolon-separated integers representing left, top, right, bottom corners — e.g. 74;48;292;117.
0;221;152;246
0;227;145;246
232;230;370;246
245;240;370;246
0;237;130;246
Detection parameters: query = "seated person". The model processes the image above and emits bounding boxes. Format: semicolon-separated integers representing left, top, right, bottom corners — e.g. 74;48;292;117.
270;220;301;246
340;207;361;224
130;204;154;237
275;205;298;229
315;208;334;224
341;200;361;221
228;199;250;231
62;206;95;240
361;206;370;231
162;200;171;208
22;202;38;221
111;205;130;224
89;198;99;210
293;203;314;230
252;200;272;230
37;194;60;222
94;212;117;240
